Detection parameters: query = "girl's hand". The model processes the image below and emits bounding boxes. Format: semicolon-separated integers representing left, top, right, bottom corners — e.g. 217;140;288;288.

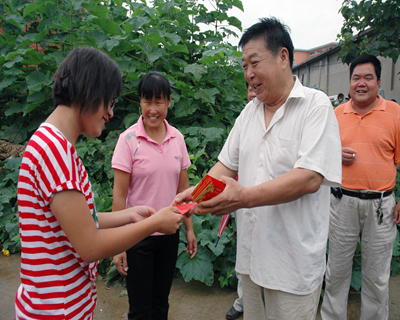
113;252;128;276
129;206;156;223
185;229;197;259
153;206;184;234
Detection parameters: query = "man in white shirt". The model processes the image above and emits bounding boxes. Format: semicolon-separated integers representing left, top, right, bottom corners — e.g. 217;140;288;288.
226;82;257;320
174;17;342;319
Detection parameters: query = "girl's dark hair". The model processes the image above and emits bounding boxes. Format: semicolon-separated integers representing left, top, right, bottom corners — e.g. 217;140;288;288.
52;46;123;114
138;72;171;101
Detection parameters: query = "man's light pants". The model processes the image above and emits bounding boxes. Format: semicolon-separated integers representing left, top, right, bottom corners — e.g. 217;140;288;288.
321;193;397;320
242;274;321;320
233;273;243;312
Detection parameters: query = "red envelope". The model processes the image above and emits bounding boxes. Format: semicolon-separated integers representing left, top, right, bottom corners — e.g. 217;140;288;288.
174;202;198;215
191;175;225;203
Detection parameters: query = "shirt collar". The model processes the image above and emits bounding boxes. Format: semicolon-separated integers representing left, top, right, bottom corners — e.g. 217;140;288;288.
252;76;304;107
343;95;385;114
136;115;175;140
287;75;306;100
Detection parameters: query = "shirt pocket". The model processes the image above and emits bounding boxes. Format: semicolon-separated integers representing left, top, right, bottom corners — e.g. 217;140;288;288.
275;138;300;174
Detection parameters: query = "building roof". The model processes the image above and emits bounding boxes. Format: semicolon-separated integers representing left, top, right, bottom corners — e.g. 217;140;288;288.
294;42;338;52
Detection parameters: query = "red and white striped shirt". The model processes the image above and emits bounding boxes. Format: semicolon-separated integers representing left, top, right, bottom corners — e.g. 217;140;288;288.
15;123;98;320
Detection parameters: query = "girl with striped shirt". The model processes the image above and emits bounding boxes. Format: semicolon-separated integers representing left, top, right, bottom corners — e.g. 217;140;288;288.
15;47;184;320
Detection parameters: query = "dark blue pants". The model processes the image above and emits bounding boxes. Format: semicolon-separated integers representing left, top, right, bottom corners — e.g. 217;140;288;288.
126;232;179;320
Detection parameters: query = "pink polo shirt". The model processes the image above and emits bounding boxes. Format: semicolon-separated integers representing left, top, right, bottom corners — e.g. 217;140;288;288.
112;116;190;235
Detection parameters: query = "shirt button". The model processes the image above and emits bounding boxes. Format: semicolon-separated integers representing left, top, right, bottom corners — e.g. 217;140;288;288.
259;162;263;167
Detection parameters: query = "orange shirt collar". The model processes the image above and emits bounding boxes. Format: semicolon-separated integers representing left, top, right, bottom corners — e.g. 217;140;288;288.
343;95;386;115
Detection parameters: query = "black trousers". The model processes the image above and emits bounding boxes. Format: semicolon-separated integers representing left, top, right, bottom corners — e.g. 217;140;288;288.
126;232;179;320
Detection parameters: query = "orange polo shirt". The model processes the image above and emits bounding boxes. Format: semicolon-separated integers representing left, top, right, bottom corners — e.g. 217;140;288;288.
335;96;400;191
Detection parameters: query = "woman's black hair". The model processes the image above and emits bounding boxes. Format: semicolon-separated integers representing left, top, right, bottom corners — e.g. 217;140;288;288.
138;72;171;101
52;46;123;114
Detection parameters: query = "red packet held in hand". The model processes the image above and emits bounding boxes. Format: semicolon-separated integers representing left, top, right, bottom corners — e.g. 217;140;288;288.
191;175;226;203
174;202;198;215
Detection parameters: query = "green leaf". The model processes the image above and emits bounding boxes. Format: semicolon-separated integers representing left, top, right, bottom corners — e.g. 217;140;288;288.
165;43;188;54
176;245;215;286
391;257;400;276
185;64;207;81
350;265;362;291
142;45;164;63
227;16;242;31
163;1;175;13
33;27;49;43
186;137;199;149
4;68;24;76
199;224;230;257
1;122;27;144
4;101;27;116
231;0;244;11
392;230;400;256
5;158;23;170
5;221;19;238
71;0;85;11
142;6;157;17
178;242;186;256
46;51;68;65
23;0;46;17
123;113;140;129
0;77;17;91
26;71;52;93
23;49;45;65
105;39;120;52
174;99;199;118
194;88;220;104
6;13;24;31
92;18;123;36
4;56;23;69
127;16;151;31
81;2;109;18
106;264;120;284
164;33;181;46
200;127;224;142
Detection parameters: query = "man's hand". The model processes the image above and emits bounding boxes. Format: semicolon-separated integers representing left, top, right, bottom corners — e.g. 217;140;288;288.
342;147;357;165
394;201;400;225
129;206;156;223
194;176;245;216
113;252;128;276
172;186;197;217
172;186;196;206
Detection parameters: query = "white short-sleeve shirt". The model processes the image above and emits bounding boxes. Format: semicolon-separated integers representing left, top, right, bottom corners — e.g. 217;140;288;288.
219;76;342;295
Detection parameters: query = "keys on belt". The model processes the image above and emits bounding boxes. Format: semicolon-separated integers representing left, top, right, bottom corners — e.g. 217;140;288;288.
330;188;393;225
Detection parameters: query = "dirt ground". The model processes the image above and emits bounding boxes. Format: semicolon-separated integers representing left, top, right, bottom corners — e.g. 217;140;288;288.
2;253;400;320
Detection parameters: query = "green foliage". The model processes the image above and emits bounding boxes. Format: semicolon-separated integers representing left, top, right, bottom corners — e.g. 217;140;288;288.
0;158;21;254
0;0;247;288
177;213;238;287
338;0;400;64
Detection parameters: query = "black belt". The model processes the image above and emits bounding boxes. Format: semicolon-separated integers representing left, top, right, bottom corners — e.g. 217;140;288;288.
331;188;393;200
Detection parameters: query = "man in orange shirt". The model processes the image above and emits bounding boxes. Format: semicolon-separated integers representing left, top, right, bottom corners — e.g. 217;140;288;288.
321;54;400;319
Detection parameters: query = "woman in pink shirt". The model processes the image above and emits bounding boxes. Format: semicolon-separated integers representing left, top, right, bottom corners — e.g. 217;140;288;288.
111;72;197;320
